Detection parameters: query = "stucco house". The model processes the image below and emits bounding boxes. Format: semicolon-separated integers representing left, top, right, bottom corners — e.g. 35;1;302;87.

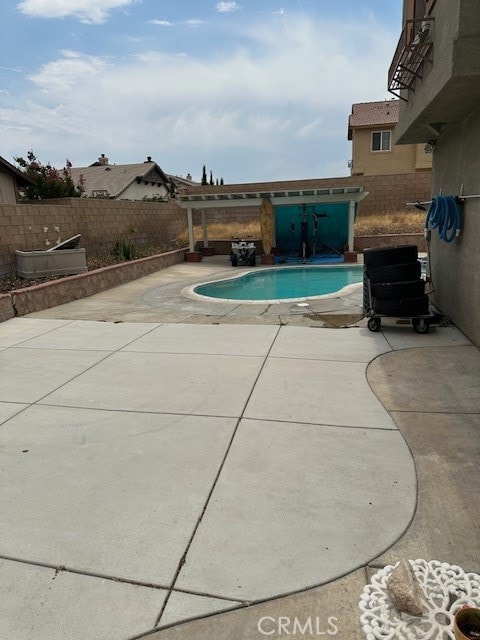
348;100;432;176
70;155;174;201
0;154;33;204
389;0;480;346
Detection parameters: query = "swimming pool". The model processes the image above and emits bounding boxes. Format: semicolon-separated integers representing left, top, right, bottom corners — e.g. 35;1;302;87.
188;265;363;303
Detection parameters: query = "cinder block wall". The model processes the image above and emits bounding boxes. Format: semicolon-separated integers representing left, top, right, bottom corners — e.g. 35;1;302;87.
191;172;432;227
0;198;187;275
0;172;432;275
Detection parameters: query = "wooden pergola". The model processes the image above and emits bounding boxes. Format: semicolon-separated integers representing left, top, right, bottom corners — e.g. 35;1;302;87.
176;185;367;253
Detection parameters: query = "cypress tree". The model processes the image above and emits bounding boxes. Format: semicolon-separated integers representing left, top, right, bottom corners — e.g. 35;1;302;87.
201;165;207;185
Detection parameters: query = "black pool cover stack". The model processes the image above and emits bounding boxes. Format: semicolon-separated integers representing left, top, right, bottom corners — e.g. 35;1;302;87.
363;245;430;332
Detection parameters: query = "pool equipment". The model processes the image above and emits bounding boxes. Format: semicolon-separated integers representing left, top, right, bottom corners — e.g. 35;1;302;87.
425;195;462;243
230;239;256;267
289;205;342;263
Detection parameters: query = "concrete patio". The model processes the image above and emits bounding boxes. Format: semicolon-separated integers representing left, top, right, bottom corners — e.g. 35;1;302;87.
0;259;478;640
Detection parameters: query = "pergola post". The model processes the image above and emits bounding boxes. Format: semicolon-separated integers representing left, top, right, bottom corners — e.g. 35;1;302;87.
201;209;208;248
187;207;195;253
348;200;355;252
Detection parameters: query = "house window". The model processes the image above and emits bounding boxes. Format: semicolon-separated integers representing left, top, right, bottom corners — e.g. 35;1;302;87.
372;131;391;152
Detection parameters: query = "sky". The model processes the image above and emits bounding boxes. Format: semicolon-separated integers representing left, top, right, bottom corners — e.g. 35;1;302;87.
0;0;402;184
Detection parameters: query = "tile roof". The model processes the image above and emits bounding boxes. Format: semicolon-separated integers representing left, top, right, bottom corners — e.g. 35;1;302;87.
69;161;170;198
348;100;399;139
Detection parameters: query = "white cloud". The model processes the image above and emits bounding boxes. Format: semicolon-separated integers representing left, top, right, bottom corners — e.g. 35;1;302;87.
17;0;137;25
149;18;205;27
29;50;110;93
148;19;174;26
273;9;285;16
216;1;240;14
2;13;397;180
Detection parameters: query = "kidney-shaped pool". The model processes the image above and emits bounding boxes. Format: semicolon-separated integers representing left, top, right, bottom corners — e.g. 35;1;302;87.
187;265;363;303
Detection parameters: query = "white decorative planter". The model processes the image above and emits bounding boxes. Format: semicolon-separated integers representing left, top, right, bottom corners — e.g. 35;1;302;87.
15;249;87;278
359;559;480;640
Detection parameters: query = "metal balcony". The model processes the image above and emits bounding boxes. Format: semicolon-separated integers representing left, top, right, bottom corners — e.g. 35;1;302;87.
388;17;435;101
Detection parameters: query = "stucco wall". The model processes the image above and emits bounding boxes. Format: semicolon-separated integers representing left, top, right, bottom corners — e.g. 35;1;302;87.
396;0;463;143
352;128;431;175
428;106;480;347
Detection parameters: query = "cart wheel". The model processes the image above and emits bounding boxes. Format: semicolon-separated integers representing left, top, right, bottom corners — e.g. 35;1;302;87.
367;317;381;332
412;318;430;334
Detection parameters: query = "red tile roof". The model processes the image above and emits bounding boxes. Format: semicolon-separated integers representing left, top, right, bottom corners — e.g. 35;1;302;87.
348;100;399;139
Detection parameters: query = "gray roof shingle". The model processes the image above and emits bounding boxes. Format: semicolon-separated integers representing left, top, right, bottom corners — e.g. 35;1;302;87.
70;161;170;198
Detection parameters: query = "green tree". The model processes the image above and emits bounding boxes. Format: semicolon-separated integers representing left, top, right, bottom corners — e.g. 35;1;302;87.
209;170;214;185
201;165;207;186
14;151;83;200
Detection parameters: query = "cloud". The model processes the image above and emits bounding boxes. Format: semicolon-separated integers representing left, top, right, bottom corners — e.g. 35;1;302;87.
16;0;137;24
149;18;206;27
273;9;285;16
2;13;397;180
29;50;111;92
148;19;174;26
216;1;240;14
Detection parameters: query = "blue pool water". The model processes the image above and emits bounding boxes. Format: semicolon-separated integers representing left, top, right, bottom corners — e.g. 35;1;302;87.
194;266;363;301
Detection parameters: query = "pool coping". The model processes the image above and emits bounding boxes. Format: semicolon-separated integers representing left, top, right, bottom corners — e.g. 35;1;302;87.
182;264;364;305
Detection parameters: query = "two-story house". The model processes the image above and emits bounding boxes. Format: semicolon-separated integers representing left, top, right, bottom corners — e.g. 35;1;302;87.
348;100;432;176
389;0;480;346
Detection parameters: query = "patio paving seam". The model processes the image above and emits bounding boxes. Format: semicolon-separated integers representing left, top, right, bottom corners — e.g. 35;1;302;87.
267;354;390;363
153;325;283;628
0;553;171;591
236;415;399;431
0;318;75;347
35;403;244;420
24;322;163;406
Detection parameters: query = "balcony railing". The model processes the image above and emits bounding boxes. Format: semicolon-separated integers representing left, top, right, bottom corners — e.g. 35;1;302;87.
388;17;435;101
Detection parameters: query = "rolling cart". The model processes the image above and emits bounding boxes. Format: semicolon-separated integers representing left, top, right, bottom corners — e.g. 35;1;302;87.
363;244;442;334
364;272;439;334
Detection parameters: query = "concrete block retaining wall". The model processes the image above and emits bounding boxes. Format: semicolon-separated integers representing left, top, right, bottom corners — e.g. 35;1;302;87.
354;233;426;252
195;234;425;255
0;248;185;319
0;198;187;276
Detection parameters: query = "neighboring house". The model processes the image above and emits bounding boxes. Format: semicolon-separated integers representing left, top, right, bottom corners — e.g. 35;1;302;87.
167;173;199;192
348;100;432;175
389;0;480;346
0;154;33;204
70;155;173;200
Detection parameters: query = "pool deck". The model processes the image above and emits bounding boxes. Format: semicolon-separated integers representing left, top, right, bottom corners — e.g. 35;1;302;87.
26;256;365;326
0;257;479;640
